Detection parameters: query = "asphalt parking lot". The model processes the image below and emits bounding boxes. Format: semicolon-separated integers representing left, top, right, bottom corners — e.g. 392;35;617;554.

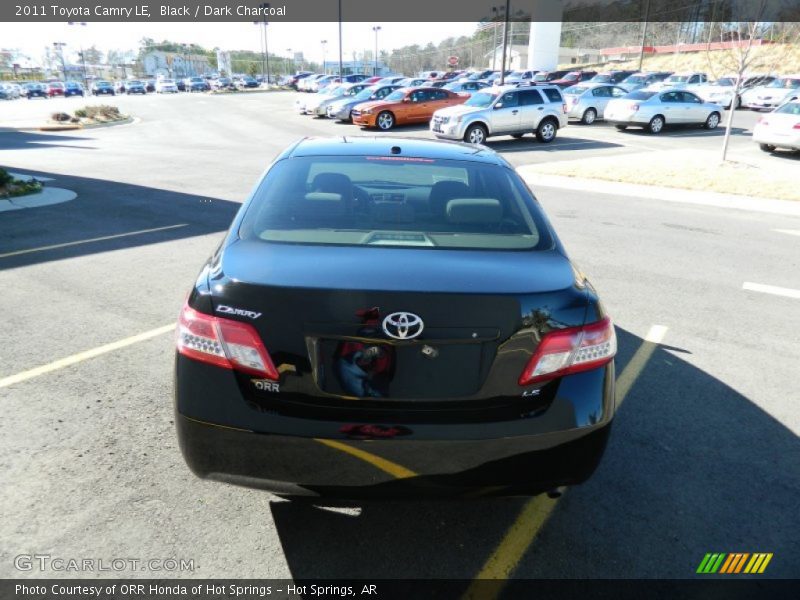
1;91;799;582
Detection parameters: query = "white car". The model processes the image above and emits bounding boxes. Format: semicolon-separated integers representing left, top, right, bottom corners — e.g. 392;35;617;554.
156;79;178;93
741;75;800;111
562;83;629;124
604;89;722;133
645;71;708;92
752;100;800;153
694;75;775;109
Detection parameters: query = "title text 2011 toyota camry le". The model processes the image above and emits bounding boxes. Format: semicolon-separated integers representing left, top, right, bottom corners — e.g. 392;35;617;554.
175;137;616;498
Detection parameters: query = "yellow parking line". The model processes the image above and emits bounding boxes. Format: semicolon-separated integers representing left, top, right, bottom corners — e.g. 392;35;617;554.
315;438;418;480
616;325;668;407
463;324;668;598
0;324;175;389
0;224;188;259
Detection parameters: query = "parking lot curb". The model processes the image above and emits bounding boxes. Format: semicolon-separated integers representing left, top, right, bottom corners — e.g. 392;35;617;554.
0;186;76;212
519;171;800;217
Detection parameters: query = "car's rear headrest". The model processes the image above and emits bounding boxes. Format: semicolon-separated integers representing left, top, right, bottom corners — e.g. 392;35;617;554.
446;198;502;224
301;192;348;216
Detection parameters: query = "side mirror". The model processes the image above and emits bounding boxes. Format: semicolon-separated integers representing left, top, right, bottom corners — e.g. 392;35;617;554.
494;102;504;109
403;97;411;103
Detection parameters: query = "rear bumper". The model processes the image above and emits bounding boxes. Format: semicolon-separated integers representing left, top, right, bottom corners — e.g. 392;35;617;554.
177;413;612;498
753;131;800;150
174;355;615;498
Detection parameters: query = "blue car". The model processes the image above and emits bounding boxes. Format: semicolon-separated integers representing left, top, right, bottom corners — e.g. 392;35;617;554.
64;82;85;97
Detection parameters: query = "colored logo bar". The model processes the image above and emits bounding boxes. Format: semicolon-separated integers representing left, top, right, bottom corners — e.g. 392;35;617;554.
697;553;773;574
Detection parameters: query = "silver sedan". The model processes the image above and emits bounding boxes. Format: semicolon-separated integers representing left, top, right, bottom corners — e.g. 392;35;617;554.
604;89;723;134
562;83;629;124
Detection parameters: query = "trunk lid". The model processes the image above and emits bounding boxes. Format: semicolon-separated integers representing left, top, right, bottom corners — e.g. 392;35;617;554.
208;240;584;402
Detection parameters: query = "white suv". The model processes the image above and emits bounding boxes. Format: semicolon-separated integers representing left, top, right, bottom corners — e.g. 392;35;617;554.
430;85;567;144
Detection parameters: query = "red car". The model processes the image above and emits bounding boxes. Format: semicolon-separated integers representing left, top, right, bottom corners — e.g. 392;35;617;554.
550;71;598;89
47;82;65;97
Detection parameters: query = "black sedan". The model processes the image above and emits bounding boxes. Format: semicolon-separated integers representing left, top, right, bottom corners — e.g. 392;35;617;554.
26;83;49;99
175;137;616;499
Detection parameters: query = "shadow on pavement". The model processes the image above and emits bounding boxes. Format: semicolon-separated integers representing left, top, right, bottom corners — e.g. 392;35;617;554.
269;327;799;579
487;135;624;153
0;130;97;151
0;168;240;270
619;126;748;137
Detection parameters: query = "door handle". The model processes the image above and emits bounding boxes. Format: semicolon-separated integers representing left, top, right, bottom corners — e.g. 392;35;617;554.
537;106;544;110
512;110;518;114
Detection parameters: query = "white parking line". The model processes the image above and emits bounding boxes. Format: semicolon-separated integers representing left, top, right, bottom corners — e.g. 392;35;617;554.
0;224;188;259
742;282;800;299
773;229;800;237
0;324;175;389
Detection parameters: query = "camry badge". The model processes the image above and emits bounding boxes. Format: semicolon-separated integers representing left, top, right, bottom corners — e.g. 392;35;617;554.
382;312;424;340
216;305;262;320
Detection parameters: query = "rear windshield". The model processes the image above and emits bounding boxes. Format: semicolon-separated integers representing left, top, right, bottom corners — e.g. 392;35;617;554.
239;156;552;251
627;90;657;100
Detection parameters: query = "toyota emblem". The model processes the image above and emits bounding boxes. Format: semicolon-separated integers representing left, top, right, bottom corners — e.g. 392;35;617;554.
382;312;424;340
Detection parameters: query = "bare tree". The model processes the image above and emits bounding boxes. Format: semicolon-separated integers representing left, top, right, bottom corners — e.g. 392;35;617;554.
705;0;800;161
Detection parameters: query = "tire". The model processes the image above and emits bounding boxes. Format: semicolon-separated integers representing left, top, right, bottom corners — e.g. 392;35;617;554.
647;115;665;134
464;123;488;144
376;111;395;131
535;118;558;143
705;112;720;130
581;108;597;125
759;143;776;153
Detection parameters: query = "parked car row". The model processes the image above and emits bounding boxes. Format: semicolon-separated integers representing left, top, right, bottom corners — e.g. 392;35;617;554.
290;66;800;148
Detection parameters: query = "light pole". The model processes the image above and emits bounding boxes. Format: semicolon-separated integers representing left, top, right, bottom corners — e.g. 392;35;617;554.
321;39;328;74
338;0;343;78
53;42;67;81
254;21;266;78
491;9;499;70
68;21;89;88
286;48;292;76
498;0;510;86
371;26;381;76
259;3;271;84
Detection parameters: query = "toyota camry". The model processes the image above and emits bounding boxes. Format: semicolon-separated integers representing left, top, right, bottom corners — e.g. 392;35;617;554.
175;137;616;498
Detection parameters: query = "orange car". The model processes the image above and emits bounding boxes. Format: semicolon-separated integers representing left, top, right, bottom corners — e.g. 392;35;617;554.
351;86;468;130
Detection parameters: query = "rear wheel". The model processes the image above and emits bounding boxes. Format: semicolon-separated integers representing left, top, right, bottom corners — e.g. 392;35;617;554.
464;123;488;144
536;118;558;143
647;115;665;134
759;143;776;153
705;112;720;130
376;111;395;130
581;108;597;125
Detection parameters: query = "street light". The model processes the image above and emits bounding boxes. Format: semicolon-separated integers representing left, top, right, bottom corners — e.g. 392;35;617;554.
254;21;266;78
68;21;89;88
259;3;271;84
321;39;328;74
372;26;381;76
53;42;67;81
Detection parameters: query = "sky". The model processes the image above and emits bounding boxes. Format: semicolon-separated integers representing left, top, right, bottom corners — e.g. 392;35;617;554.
3;22;478;65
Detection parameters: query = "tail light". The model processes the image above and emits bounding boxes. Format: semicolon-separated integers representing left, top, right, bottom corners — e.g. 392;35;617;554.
793;122;800;129
177;302;279;380
518;317;616;386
